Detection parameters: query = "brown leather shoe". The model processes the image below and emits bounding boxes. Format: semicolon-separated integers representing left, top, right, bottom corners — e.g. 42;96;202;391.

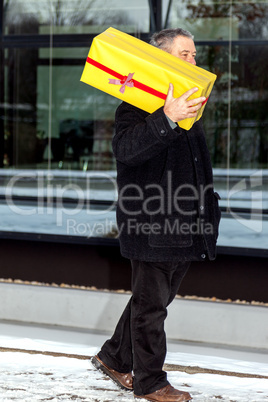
91;355;133;391
134;384;192;401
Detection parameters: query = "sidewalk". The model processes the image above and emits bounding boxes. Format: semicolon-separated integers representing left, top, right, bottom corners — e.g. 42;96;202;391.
0;321;268;401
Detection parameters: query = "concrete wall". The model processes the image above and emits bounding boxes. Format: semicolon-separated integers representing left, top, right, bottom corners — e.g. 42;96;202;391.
1;282;267;350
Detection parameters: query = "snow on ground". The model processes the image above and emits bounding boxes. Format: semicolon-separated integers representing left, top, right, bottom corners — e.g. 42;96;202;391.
1;349;268;401
0;327;268;401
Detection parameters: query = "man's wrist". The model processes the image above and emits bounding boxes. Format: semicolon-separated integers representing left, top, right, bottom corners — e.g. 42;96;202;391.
164;113;177;129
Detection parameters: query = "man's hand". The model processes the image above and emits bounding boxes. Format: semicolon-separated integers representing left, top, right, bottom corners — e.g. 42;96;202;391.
163;83;207;123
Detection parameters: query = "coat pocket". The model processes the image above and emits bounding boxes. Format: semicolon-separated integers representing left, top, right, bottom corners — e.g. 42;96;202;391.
148;209;193;248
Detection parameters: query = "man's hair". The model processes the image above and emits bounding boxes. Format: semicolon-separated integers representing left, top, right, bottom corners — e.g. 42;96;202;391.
150;28;194;52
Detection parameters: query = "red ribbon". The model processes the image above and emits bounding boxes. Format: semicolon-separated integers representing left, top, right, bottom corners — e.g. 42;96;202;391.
108;73;134;94
86;57;209;106
86;57;167;100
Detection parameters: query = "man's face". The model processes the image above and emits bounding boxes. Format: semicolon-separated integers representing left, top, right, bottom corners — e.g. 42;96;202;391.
170;36;197;65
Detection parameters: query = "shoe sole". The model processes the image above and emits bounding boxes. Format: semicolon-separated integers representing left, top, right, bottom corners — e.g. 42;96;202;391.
135;398;192;402
91;355;133;392
134;394;192;401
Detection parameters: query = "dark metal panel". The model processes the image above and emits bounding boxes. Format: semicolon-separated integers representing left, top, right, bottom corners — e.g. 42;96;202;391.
0;237;268;302
0;230;267;259
164;0;172;29
0;0;4;168
2;34;268;49
148;0;162;33
1;32;151;48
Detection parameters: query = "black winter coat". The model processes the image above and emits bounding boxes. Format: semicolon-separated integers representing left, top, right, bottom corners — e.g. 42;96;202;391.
112;102;221;262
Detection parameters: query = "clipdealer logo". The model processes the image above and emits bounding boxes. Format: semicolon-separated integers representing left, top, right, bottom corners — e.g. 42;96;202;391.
4;170;264;236
4;171;118;227
227;170;263;233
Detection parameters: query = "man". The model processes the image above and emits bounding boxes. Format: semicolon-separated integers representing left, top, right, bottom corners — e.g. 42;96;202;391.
91;28;221;402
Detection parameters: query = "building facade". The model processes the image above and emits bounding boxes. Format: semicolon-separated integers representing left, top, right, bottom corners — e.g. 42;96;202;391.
0;0;267;257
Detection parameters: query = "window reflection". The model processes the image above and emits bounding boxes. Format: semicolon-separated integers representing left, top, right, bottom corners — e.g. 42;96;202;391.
4;0;149;34
169;0;268;170
170;0;268;40
0;0;267;244
3;46;120;170
2;0;149;170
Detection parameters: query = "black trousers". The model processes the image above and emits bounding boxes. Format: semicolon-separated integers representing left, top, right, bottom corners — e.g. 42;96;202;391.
98;259;190;396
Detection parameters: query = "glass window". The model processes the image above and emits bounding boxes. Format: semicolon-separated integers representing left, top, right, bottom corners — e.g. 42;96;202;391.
2;0;150;172
1;0;150;239
3;45;121;171
4;0;149;35
167;0;268;250
37;46;120;172
167;1;268;170
168;0;268;40
1;0;267;250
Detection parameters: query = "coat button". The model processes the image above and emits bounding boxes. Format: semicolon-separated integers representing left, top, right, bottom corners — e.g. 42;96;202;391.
194;157;198;162
201;254;206;259
160;129;167;136
200;205;204;211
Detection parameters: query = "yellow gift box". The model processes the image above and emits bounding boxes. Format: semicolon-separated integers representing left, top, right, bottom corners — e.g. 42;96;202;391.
80;27;216;130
